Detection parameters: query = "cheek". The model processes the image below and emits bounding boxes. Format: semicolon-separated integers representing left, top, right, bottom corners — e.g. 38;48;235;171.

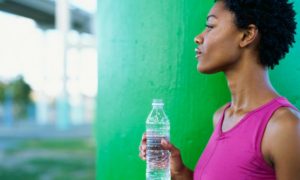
201;37;223;65
206;33;240;61
198;33;240;73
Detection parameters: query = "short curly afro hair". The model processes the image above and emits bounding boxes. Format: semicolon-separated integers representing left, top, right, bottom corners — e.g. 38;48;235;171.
215;0;297;69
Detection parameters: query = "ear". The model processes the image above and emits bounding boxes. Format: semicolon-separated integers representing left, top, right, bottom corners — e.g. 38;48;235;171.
240;24;259;48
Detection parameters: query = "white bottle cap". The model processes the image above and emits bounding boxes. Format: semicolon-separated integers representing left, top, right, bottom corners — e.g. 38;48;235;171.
152;99;164;106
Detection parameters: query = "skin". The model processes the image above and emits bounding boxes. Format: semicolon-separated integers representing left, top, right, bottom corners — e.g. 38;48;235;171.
139;1;300;179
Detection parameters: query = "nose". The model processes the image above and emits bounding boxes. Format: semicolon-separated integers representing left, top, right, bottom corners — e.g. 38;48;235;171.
194;32;204;45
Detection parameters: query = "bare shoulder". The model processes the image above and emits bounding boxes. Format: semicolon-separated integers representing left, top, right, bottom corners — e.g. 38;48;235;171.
267;107;300;179
212;103;228;129
267;107;300;143
269;107;300;131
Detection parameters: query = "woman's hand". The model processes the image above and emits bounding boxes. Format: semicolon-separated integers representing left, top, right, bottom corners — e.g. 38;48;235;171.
139;133;192;179
138;133;147;160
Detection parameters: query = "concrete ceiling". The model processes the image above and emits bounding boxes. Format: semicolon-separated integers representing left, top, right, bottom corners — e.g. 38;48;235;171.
0;0;93;34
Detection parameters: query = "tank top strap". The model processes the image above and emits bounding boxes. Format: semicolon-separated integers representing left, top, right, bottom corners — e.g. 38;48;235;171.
275;97;299;111
215;103;231;136
255;97;299;154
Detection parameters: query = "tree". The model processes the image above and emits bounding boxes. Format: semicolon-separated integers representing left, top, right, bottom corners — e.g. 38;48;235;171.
8;76;33;119
0;81;5;104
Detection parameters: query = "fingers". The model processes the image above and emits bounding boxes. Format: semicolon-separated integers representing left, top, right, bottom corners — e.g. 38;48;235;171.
139;133;147;161
139;134;181;161
139;144;146;160
161;138;174;151
141;133;147;143
139;142;146;159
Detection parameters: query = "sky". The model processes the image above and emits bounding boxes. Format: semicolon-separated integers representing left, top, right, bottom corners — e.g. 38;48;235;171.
0;0;97;97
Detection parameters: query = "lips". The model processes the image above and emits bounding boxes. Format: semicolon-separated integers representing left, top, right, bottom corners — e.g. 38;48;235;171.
195;47;202;60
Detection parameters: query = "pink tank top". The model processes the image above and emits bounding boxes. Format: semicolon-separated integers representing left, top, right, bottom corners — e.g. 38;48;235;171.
194;97;298;180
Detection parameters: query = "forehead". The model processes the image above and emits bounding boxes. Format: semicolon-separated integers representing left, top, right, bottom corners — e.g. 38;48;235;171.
207;1;234;21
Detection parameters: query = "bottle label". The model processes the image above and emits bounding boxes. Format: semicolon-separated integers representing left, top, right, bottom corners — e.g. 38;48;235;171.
146;133;170;170
147;135;168;150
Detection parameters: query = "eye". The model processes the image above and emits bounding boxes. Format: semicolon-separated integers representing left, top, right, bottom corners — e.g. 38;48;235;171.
205;24;214;31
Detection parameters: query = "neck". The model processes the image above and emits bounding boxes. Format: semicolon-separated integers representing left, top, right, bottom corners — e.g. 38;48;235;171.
224;54;279;113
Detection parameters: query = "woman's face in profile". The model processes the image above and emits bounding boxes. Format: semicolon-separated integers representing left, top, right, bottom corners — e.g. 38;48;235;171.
194;1;244;74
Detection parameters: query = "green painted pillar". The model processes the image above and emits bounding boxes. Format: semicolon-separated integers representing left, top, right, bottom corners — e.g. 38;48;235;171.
96;1;229;179
96;0;300;179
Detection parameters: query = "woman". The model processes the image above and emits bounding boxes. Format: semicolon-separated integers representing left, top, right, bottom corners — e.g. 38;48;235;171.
139;0;300;179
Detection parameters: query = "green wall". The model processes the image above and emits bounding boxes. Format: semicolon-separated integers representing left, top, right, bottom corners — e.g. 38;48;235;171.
96;1;300;179
270;0;300;108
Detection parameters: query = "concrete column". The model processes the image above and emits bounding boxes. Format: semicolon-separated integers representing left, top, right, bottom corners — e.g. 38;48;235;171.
55;0;70;129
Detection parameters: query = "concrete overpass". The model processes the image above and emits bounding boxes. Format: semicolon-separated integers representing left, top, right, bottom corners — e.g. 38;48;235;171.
0;0;93;34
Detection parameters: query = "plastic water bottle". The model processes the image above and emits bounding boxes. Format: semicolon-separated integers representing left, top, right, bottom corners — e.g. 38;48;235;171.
146;99;170;180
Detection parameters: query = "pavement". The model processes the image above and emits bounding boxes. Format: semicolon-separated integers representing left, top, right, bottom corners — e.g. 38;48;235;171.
0;122;96;180
0;122;94;150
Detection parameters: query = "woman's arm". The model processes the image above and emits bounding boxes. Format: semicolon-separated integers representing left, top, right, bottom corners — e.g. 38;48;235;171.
267;108;300;180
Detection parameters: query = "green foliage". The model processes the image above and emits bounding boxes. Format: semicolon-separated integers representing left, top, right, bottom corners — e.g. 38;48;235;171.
0;81;5;103
0;76;33;119
8;76;33;119
8;76;32;104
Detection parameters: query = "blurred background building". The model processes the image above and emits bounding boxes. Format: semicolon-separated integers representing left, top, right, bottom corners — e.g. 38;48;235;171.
0;0;97;128
0;0;97;179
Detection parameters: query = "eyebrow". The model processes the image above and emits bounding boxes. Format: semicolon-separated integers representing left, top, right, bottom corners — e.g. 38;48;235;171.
207;15;217;20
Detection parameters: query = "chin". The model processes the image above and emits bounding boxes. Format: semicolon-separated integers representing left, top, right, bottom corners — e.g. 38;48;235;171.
197;64;220;74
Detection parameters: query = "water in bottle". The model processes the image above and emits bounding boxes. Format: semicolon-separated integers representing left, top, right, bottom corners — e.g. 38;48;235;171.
146;99;170;180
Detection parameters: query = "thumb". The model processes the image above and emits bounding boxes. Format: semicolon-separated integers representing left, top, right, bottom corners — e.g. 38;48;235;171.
161;139;176;152
161;138;182;159
161;138;185;174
